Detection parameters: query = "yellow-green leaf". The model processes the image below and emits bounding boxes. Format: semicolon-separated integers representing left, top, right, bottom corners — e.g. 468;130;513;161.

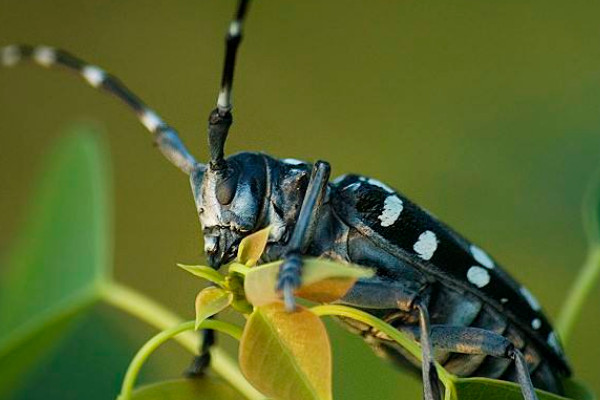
177;264;226;287
237;226;271;266
243;261;281;306
445;376;595;400
239;303;332;400
244;258;373;306
194;287;233;329
296;259;373;302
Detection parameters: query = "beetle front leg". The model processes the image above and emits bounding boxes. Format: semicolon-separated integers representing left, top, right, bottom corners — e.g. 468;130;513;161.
276;161;331;311
184;325;215;378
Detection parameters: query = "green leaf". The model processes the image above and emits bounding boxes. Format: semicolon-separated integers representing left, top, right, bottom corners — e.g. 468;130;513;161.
129;378;242;400
11;305;166;400
236;226;271;266
194;287;232;329
445;376;595;400
244;258;373;306
0;130;110;397
177;263;226;287
239;303;332;400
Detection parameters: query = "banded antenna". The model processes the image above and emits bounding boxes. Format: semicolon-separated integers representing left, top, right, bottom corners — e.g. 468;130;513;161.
208;0;250;170
0;44;198;175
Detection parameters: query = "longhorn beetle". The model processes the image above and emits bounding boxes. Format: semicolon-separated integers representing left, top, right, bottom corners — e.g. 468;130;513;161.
1;1;571;399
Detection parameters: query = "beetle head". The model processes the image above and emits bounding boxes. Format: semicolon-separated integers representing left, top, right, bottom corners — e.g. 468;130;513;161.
190;152;267;268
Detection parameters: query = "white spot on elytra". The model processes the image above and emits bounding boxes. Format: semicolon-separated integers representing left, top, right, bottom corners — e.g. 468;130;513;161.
547;331;563;354
500;298;508;304
378;195;403;227
470;244;495;269
140;109;163;132
1;45;20;67
520;286;541;311
467;266;490;288
413;230;438;260
81;65;105;88
531;318;542;330
367;178;394;193
282;158;304;166
33;46;56;67
229;21;241;36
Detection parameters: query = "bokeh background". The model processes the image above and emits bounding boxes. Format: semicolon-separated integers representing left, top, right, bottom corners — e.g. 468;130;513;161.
1;1;600;399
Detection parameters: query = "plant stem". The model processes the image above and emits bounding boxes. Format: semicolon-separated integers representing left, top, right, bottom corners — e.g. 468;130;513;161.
118;320;242;400
100;282;264;400
310;304;452;384
101;282;185;333
557;246;600;344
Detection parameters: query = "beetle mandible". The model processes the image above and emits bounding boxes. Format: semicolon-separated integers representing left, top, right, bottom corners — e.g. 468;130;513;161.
0;1;571;399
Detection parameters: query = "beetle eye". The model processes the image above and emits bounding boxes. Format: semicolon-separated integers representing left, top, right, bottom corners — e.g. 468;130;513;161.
216;171;238;205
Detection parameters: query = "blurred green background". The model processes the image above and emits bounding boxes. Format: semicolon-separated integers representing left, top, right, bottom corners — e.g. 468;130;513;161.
1;1;600;399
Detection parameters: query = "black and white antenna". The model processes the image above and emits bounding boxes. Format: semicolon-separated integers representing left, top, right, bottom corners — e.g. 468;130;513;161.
0;44;198;175
208;0;250;170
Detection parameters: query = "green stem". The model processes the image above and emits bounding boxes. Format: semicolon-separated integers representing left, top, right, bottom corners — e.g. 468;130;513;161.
310;304;452;384
101;282;185;333
557;246;600;344
100;282;264;400
118;320;242;400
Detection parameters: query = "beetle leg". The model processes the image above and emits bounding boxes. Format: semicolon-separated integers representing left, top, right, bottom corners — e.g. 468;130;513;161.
184;323;215;378
339;276;421;310
276;161;331;311
414;301;443;400
402;325;539;400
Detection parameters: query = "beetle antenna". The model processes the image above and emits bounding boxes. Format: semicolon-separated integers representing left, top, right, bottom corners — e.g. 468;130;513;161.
208;0;250;170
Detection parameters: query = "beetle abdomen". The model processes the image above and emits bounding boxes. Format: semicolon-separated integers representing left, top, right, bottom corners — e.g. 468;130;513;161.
430;286;563;393
359;284;564;393
328;173;570;393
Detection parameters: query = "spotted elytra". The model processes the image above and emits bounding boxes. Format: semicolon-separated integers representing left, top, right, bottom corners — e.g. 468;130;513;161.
0;1;572;400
